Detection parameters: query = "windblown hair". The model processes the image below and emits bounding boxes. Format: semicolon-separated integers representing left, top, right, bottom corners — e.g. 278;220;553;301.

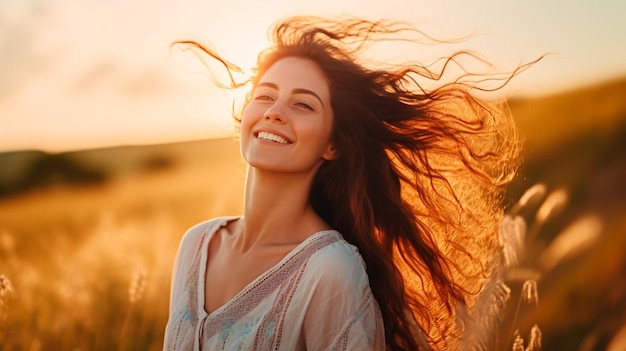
178;16;530;351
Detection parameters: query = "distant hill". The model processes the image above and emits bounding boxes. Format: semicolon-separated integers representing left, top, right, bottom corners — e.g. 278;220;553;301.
0;137;241;197
509;76;626;156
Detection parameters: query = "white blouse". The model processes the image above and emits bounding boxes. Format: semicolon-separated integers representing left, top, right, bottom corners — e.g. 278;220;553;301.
163;217;385;351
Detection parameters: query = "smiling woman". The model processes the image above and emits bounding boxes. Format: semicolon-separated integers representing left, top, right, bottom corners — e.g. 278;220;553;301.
164;16;526;351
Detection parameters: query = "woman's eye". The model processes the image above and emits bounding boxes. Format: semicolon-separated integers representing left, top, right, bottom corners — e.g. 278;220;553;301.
295;102;315;111
254;94;273;101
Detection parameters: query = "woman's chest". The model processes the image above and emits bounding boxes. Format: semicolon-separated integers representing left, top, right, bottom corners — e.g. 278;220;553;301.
203;240;297;314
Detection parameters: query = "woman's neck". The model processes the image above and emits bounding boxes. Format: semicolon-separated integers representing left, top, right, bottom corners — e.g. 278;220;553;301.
236;167;327;252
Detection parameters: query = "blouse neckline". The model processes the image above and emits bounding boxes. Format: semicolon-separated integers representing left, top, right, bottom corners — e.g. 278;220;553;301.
197;217;340;319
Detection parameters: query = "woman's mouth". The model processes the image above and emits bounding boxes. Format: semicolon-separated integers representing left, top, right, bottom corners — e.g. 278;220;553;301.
256;131;291;144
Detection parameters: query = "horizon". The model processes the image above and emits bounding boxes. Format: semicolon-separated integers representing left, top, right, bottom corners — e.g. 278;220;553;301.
3;74;625;155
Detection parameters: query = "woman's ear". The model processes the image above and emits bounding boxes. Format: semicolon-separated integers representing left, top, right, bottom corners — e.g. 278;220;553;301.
322;143;338;160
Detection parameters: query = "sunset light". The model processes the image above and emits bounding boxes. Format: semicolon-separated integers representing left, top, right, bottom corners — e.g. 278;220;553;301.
2;2;626;350
1;0;625;152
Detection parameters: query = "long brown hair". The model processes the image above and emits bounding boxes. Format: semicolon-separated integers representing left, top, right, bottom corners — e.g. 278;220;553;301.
178;16;530;350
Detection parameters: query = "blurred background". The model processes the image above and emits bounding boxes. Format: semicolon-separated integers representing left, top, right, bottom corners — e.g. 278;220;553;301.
1;0;625;350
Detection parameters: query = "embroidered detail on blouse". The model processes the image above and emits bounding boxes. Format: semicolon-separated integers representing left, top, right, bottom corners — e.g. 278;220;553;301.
330;292;377;351
200;231;339;340
252;257;309;350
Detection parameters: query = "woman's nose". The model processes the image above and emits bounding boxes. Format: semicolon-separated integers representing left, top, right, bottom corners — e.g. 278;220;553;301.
263;103;286;123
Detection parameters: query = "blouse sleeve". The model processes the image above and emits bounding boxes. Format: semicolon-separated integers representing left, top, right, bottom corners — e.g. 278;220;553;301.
167;218;222;316
301;241;386;351
167;220;206;316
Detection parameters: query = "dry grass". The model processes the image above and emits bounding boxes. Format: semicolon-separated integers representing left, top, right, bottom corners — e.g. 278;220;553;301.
0;141;244;350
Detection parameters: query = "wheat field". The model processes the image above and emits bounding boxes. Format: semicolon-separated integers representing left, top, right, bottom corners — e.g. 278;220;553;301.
1;78;626;350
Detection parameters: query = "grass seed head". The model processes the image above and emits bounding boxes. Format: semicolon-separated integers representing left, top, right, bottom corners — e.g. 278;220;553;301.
128;267;147;304
0;274;13;299
526;324;542;351
512;330;525;351
522;280;539;306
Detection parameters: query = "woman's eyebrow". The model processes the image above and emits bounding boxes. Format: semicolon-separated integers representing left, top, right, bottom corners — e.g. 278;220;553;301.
257;82;325;107
293;88;324;107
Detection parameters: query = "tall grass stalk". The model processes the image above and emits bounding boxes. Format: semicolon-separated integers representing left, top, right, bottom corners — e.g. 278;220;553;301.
0;274;13;307
505;280;539;350
462;184;552;350
0;273;14;344
119;265;148;351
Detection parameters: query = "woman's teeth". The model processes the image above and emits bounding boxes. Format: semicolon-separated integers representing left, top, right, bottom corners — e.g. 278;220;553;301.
257;131;289;144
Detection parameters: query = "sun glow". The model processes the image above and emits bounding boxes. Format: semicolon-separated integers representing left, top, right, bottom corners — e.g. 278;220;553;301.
227;32;271;74
169;29;270;130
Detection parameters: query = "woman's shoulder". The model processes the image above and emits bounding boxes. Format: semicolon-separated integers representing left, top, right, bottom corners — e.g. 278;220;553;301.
177;216;239;252
305;232;369;285
300;232;378;316
311;233;363;263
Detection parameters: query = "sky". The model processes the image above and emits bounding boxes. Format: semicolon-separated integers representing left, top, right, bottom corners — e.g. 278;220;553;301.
1;0;625;153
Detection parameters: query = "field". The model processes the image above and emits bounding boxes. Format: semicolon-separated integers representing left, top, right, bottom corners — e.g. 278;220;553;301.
0;139;246;350
1;78;625;350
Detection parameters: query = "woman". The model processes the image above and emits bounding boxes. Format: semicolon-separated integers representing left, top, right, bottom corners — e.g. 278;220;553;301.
164;16;525;351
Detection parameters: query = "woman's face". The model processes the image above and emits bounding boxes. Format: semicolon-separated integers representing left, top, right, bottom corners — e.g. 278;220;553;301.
240;56;336;174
